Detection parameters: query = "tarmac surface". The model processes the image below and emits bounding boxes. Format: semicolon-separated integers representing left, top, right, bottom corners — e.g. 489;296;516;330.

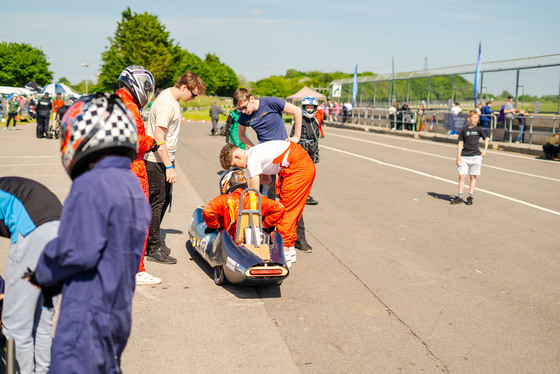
1;120;559;373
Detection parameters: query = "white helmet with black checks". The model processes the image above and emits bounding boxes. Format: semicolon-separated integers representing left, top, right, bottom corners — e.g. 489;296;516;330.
60;93;138;179
117;65;155;109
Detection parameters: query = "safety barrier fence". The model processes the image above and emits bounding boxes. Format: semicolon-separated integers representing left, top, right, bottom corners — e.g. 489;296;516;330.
331;108;558;148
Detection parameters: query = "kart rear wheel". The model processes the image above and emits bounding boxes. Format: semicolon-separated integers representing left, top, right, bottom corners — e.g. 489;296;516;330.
213;266;225;285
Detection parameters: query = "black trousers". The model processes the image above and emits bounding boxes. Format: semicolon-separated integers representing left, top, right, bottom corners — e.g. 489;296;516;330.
36;115;49;138
6;113;17;127
146;160;173;253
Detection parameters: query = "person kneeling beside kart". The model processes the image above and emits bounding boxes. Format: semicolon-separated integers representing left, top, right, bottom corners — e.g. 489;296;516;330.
202;167;285;243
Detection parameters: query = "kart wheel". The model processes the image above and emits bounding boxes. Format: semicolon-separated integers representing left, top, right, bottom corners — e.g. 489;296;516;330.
213;266;225;286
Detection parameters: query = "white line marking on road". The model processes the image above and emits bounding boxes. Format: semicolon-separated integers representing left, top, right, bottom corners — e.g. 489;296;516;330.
321;144;560;217
0;163;60;167
327;133;560;183
0;156;59;159
328;127;553;161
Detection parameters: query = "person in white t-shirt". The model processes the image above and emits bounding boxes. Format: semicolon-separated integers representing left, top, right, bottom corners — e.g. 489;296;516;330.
219;141;315;267
144;71;206;264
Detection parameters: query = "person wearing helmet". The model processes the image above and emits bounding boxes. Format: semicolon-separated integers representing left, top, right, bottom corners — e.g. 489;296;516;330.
287;95;321;253
202;168;284;243
26;93;152;373
219;140;315;268
116;65;161;285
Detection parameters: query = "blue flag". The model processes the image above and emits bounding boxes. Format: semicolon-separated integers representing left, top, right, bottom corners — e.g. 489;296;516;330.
352;64;358;107
474;42;481;106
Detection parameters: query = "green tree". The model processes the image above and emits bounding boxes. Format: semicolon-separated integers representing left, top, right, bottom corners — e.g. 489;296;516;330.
203;53;238;96
57;77;80;92
0;42;52;86
95;7;180;92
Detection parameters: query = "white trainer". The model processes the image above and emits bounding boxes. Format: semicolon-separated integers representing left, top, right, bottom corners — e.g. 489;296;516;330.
283;249;292;268
136;271;162;285
289;246;297;263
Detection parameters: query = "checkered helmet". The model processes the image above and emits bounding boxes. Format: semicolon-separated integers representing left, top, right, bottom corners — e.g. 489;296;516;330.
301;96;318;119
117;65;155;109
60;93;138;179
220;167;248;194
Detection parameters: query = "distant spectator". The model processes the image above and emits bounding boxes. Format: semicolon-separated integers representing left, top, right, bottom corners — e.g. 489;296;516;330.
542;132;560;160
315;101;325;138
416;104;425;131
5;95;20;130
449;102;462;135
480;101;496;136
333;101;340;121
209;101;226;136
55;97;76;122
52;93;64;119
388;103;396;129
35;93;52;138
504;95;516;133
342;101;352;123
450;102;462;115
476;103;482;115
515;109;528;143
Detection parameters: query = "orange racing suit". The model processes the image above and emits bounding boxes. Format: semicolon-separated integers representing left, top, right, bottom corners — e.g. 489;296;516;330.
116;88;155;272
202;188;285;242
273;142;315;247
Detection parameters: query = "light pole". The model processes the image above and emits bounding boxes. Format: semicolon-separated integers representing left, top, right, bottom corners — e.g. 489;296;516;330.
81;63;89;94
518;85;525;110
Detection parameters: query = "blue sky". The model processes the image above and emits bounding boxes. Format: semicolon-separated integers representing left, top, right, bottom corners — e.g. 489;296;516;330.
2;0;559;95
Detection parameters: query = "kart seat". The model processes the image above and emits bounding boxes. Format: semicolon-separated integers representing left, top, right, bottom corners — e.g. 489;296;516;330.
235;188;269;262
243;244;271;261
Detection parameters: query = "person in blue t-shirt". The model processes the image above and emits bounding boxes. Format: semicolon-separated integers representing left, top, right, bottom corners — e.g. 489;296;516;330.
233;88;302;147
233;88;303;202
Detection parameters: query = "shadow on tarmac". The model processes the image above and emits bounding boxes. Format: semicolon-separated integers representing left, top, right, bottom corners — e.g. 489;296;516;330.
184;240;282;299
427;192;455;202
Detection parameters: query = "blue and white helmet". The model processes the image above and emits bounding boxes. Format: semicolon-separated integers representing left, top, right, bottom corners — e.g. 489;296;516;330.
301;96;318;119
117;65;155;109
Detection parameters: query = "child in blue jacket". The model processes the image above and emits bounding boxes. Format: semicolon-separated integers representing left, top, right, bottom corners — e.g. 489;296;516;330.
26;93;151;374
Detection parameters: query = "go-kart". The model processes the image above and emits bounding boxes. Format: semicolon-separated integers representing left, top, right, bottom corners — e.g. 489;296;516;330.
187;188;289;286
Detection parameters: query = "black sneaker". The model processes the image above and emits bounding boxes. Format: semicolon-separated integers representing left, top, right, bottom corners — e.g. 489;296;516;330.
161;246;171;256
146;248;177;264
306;196;319;205
465;196;473;205
450;196;463;205
294;239;313;253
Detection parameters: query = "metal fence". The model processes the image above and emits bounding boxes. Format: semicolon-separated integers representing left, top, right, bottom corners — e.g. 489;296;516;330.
331;108;559;148
328;54;560;114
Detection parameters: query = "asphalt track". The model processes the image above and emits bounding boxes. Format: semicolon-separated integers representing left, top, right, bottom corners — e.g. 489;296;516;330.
1;120;559;373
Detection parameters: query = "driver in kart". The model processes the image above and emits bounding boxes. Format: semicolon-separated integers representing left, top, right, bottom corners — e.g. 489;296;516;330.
202;168;285;243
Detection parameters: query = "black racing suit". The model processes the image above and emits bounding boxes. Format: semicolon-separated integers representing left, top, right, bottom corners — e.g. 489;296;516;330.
35;97;52;138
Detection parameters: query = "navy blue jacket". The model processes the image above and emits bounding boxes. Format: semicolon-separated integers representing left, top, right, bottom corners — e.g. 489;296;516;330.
34;156;151;374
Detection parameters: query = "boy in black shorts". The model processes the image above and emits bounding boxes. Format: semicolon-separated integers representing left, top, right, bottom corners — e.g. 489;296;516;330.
451;110;489;205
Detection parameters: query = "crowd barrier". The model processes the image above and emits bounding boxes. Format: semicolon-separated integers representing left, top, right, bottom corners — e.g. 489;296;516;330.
330;108;558;147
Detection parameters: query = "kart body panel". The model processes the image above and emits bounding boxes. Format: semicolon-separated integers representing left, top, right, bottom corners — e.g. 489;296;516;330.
188;208;289;286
